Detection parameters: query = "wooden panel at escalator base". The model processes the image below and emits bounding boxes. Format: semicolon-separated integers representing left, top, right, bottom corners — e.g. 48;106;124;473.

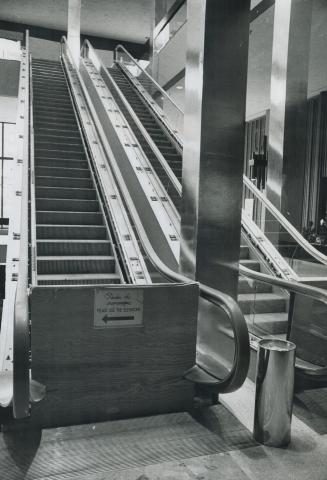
29;283;198;428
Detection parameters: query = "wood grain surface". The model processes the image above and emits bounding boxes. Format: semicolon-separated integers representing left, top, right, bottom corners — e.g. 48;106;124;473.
29;283;198;428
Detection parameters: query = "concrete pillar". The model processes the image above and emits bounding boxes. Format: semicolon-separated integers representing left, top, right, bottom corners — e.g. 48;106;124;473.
266;0;313;230
67;0;81;66
179;0;250;298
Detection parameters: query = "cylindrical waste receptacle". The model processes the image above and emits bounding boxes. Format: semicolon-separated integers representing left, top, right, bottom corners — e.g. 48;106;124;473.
253;338;296;447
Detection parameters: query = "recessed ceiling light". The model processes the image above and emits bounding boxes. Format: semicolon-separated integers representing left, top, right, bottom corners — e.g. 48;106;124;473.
176;85;183;90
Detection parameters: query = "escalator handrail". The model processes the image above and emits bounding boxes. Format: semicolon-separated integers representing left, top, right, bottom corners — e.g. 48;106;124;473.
239;263;327;375
13;30;31;419
114;44;183;115
82;40;182;197
61;36;250;393
243;175;327;267
239;264;327;304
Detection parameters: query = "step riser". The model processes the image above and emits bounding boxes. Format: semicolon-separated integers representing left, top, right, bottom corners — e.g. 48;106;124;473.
35;166;90;179
35;187;96;200
36;226;107;240
239;298;286;315
35;142;84;153
38;277;121;286
36;159;88;169
36;211;103;226
36;198;99;212
37;242;112;256
36;177;92;188
37;259;116;275
35;149;86;159
238;279;272;294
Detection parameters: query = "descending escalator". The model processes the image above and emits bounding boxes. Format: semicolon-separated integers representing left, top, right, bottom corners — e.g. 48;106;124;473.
32;59;122;285
107;65;182;210
105;60;289;336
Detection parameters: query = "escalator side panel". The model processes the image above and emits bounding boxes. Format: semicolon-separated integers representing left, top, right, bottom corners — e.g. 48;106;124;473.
79;61;179;272
30;283;198;428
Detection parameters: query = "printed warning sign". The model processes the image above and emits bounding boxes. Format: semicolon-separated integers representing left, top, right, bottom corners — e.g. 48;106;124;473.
94;288;143;328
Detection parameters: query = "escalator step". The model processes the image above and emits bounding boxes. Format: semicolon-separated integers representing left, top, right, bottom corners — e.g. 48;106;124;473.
37;273;121;285
35;186;97;200
36;224;108;240
36;210;103;225
36;176;92;188
36;198;99;212
37;256;116;275
35;166;90;179
37;239;112;256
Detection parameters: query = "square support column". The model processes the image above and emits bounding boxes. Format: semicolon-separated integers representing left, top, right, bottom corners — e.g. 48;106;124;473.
67;0;81;66
179;0;250;298
266;0;313;230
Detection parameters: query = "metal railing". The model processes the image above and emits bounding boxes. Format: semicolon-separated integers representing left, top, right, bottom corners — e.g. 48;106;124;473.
0;31;31;417
243;175;327;277
0;121;15;227
114;44;183;146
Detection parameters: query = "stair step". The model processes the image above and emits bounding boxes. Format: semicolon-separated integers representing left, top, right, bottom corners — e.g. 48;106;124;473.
36;132;81;142
37;239;112;256
34;119;79;130
239;259;261;272
36;158;88;169
35;149;85;159
36;176;92;188
37;256;116;275
36;224;107;240
238;293;287;315
36;198;99;212
35;142;84;154
35;186;96;200
245;312;288;335
35;166;90;179
36;211;103;225
37;273;121;285
238;276;272;294
240;245;249;260
37;128;80;138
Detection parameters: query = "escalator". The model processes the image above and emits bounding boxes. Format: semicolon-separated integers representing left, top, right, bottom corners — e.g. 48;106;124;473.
32;59;122;286
88;42;327;386
0;35;251;428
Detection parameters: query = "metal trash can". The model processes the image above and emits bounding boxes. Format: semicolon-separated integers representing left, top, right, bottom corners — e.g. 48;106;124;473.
253;338;296;447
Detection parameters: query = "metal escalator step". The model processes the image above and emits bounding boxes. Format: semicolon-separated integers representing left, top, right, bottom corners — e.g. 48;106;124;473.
37;256;116;275
244;312;288;335
37;273;121;285
34;120;79;130
36;176;93;188
34;92;70;101
35;166;90;179
35;142;84;153
32;74;66;84
34;102;74;113
36;198;99;212
32;85;69;95
34;108;75;118
239;259;261;272
238;293;286;315
35;149;86;159
240;245;249;259
35;186;96;200
36;224;107;240
36;158;88;169
36;211;103;225
237;276;272;294
36;131;81;140
37;239;112;256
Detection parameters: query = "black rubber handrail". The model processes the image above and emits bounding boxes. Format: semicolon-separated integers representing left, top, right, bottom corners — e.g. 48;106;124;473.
62;36;250;394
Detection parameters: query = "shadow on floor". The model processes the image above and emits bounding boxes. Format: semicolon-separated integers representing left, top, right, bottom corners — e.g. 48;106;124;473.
294;387;327;435
0;404;256;480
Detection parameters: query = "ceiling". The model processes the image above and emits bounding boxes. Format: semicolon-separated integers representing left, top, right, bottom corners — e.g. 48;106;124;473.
0;0;154;44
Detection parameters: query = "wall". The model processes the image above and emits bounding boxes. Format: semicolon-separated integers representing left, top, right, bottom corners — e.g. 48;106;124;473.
0;59;20;96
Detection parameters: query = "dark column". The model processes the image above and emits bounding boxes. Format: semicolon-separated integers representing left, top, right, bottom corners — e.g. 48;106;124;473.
179;0;250;299
266;0;313;230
